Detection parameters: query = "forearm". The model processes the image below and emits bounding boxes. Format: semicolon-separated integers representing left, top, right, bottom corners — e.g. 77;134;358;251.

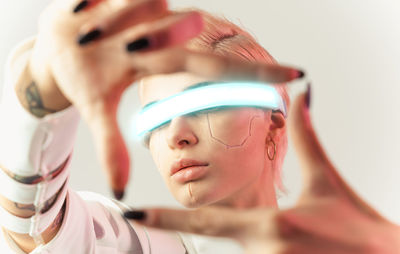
0;38;80;252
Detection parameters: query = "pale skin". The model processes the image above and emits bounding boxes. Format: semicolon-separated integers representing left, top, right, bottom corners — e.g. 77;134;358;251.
2;0;302;252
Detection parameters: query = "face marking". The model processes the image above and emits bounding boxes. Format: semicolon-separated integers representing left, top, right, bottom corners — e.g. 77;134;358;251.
206;111;263;149
188;182;193;199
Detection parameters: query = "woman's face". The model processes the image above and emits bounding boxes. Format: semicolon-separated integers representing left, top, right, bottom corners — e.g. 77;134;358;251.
139;73;282;208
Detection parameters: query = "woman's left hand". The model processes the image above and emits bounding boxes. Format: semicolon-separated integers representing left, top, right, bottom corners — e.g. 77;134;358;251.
125;88;400;253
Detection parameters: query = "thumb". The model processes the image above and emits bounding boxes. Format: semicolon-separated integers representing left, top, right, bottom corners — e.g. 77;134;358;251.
289;84;387;221
85;105;130;200
289;85;340;198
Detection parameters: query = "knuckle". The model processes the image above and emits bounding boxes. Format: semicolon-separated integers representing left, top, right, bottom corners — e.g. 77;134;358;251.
147;0;168;13
152;29;171;49
254;215;272;238
273;212;299;240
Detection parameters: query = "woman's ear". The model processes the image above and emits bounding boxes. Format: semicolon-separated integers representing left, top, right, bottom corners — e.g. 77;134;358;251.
270;111;286;131
265;111;286;143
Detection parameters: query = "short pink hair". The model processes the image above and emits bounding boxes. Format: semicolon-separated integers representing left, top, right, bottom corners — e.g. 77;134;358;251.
184;9;289;192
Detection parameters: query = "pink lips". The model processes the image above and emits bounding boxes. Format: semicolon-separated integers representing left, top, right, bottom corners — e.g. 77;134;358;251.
170;159;209;183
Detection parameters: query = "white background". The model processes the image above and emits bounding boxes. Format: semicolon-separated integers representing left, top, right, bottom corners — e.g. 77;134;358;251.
1;0;400;223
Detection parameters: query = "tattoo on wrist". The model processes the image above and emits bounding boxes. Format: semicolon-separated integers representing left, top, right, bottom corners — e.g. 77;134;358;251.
26;81;57;118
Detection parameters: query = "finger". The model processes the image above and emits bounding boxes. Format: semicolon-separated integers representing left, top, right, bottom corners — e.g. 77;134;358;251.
92;115;130;199
82;93;131;200
131;47;303;83
124;207;274;240
77;0;168;44
289;86;339;198
123;11;203;53
73;0;104;13
289;85;387;221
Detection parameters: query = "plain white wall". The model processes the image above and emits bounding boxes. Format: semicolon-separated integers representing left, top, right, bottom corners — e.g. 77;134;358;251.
1;0;400;223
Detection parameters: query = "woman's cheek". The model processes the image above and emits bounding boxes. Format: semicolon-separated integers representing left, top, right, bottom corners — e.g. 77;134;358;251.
206;109;264;149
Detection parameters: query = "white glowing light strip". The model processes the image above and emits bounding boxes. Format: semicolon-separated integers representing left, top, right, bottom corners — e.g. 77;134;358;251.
135;82;286;137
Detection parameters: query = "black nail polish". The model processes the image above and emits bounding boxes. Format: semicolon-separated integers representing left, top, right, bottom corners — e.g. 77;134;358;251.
124;210;146;220
113;190;124;200
78;29;102;45
305;82;312;109
73;0;89;13
298;70;305;79
126;38;150;52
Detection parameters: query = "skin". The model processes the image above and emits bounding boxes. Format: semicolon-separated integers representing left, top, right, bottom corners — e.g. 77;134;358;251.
140;72;286;208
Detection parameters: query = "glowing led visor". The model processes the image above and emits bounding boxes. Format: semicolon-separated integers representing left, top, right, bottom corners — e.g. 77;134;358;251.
135;82;287;137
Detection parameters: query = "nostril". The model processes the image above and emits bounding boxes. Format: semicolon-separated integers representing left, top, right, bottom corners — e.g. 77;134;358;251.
178;139;190;146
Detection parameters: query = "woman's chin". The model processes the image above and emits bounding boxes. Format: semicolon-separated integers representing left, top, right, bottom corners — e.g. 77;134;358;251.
174;187;214;208
169;179;225;208
177;193;208;208
179;191;226;209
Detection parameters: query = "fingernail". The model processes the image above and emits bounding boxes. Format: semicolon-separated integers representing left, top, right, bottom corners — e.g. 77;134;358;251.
73;0;89;13
124;210;147;220
113;189;125;200
305;82;312;109
298;70;305;79
78;29;102;46
126;38;150;52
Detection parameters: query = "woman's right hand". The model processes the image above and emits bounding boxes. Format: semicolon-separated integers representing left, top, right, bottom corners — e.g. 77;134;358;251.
28;0;304;197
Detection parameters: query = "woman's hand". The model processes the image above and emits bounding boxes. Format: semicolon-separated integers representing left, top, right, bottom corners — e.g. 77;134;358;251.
124;88;400;253
29;0;303;197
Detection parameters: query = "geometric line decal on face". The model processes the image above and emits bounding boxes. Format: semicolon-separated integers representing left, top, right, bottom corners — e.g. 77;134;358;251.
207;111;263;149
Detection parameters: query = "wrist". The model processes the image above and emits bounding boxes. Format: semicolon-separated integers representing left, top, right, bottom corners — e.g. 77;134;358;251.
13;52;72;118
27;55;71;113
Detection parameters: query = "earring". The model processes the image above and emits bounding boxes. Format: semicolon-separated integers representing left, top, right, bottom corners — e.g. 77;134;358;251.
267;138;276;161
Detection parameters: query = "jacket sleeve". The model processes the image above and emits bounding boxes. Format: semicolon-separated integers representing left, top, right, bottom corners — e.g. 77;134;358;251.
0;38;187;254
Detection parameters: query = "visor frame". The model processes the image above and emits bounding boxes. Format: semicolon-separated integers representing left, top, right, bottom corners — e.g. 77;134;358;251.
135;82;287;139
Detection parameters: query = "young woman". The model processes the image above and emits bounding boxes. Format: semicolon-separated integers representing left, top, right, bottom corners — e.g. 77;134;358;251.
137;10;289;210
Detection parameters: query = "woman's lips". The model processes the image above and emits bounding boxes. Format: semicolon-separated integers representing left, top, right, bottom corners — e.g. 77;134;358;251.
170;159;209;183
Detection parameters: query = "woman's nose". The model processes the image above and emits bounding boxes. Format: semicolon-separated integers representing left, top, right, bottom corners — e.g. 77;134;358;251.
166;116;198;149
